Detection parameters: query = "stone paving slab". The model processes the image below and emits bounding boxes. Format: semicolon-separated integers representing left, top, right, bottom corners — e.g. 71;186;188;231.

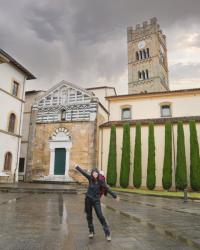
102;193;200;249
0;192;198;250
65;194;195;250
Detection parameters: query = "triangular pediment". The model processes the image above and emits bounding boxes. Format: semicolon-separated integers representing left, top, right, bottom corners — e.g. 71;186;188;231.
34;80;95;107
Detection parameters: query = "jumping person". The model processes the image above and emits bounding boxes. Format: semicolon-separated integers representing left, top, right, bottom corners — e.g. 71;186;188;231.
75;165;119;241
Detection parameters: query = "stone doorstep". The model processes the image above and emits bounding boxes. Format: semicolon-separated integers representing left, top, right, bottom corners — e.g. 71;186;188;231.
102;202;200;250
31;180;79;185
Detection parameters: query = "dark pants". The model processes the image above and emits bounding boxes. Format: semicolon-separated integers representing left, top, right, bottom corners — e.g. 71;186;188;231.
85;196;110;236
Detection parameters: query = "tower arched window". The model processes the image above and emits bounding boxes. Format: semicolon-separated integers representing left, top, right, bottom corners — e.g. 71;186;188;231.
142;70;146;80
136;51;139;61
143;49;146;59
146;69;149;79
8;113;16;133
138;71;142;80
4;152;12;171
139;51;143;60
61;109;66;121
146;48;150;58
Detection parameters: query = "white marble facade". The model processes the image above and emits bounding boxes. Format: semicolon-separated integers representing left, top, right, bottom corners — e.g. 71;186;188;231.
33;80;98;123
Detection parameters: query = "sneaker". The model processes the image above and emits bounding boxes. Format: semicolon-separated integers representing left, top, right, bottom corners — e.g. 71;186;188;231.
88;232;94;239
106;234;111;241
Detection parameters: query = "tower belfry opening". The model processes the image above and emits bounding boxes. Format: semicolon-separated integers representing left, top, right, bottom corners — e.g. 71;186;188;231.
127;17;169;94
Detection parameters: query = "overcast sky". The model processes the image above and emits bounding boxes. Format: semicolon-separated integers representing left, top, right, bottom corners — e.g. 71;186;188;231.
1;0;200;94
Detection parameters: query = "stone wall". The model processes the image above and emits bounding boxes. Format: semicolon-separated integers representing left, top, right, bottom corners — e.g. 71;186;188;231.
27;121;97;182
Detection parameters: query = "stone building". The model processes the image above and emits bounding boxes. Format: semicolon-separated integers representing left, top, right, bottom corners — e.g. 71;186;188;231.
98;88;200;189
127;17;169;94
0;49;35;183
20;81;111;182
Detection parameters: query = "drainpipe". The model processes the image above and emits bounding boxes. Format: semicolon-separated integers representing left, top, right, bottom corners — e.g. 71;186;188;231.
13;75;26;183
24;104;33;182
100;128;103;171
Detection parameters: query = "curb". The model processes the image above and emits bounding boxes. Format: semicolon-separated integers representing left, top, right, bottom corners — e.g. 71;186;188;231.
0;187;77;194
102;202;200;250
112;189;200;201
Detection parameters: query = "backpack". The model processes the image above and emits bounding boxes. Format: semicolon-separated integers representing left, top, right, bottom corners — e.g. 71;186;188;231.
99;174;108;198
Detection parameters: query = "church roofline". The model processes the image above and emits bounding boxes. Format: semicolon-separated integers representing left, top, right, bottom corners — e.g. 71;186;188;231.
106;88;200;101
34;80;93;102
86;86;117;95
25;90;45;95
98;102;109;115
0;48;36;80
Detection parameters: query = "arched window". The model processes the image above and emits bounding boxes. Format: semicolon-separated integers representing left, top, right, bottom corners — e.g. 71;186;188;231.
146;48;150;58
143;49;146;59
146;69;149;79
138;71;142;80
4;152;12;171
61;109;66;121
142;70;146;80
139;51;143;60
136;52;139;61
8;113;16;133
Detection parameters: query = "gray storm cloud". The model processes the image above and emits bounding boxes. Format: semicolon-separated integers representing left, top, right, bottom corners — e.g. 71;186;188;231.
0;0;200;93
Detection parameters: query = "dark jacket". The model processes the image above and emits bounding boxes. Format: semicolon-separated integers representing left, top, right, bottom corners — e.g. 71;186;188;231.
75;166;117;200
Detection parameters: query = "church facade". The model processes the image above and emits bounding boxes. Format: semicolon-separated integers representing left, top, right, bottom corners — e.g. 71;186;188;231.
20;81;110;182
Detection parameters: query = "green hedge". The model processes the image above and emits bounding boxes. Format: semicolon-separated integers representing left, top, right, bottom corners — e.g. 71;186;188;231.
106;125;117;186
162;122;172;190
189;120;200;191
133;123;142;188
175;121;187;190
120;124;130;188
146;123;156;190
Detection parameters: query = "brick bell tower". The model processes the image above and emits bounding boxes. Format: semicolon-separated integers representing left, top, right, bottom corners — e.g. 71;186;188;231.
127;17;169;94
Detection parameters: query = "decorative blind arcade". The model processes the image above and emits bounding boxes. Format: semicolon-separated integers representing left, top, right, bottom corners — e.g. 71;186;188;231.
35;87;97;122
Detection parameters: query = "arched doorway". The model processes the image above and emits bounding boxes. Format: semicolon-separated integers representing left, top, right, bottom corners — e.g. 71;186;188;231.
49;128;72;181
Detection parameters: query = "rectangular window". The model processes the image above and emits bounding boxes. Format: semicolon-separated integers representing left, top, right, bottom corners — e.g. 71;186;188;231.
161;105;171;117
121;108;131;120
12;81;19;96
19;158;25;173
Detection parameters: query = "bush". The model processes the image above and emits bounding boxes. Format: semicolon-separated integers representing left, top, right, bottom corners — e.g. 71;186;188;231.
189;120;200;191
175;121;187;190
120;123;130;188
162;122;172;190
106;125;117;186
146;123;156;190
133;123;142;188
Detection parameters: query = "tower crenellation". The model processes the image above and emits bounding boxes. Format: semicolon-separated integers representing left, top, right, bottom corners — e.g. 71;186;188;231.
127;18;169;94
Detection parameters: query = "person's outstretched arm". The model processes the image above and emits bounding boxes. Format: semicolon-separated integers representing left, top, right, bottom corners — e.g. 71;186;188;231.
75;165;91;181
101;181;117;199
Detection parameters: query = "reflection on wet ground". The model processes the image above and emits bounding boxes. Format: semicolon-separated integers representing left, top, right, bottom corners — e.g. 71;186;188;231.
0;192;199;250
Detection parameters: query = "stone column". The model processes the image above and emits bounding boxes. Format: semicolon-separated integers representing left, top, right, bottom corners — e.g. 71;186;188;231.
65;149;69;178
49;148;55;176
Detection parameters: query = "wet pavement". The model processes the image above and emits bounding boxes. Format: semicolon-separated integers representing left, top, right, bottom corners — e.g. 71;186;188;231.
0;191;199;250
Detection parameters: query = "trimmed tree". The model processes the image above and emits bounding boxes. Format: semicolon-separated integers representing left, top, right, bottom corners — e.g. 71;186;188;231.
146;123;156;190
106;125;117;186
189;120;200;191
175;121;187;190
120;123;130;188
162;122;173;190
133;123;142;188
